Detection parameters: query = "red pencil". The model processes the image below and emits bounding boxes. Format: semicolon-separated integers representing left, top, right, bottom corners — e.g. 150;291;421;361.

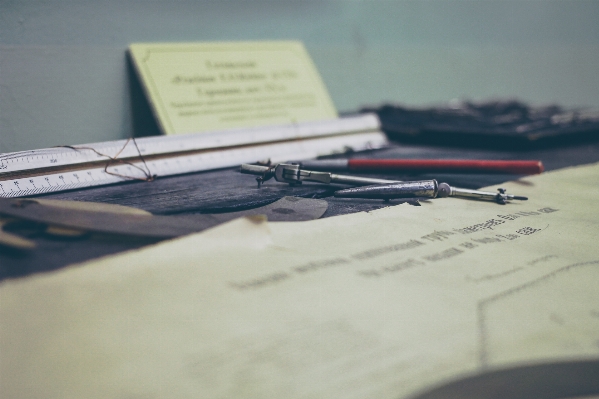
293;159;544;175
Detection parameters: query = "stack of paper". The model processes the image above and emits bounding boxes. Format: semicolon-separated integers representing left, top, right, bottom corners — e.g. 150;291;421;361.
2;163;599;398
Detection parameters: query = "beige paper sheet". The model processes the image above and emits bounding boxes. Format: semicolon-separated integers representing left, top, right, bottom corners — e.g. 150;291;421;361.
2;164;599;399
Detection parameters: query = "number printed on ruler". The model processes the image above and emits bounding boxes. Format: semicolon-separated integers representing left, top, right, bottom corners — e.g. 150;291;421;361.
0;168;124;197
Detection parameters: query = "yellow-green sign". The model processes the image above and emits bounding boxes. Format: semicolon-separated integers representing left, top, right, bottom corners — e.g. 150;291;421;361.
129;41;337;135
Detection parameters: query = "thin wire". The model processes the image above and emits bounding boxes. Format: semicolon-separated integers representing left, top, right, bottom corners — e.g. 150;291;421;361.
59;138;156;182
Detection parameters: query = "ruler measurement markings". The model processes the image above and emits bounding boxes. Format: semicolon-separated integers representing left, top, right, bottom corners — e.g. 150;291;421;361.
0;115;379;175
0;118;386;198
0;128;380;182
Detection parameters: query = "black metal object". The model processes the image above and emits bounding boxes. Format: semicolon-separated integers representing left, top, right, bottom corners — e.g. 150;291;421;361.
363;100;599;149
411;359;599;399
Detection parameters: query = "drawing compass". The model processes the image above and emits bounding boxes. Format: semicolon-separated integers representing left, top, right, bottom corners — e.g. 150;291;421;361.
240;163;528;204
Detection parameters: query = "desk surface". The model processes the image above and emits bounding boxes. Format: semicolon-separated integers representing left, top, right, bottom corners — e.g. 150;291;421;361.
3;139;599;280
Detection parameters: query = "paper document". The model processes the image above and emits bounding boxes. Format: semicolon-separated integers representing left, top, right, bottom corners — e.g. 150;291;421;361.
129;41;337;135
2;164;599;399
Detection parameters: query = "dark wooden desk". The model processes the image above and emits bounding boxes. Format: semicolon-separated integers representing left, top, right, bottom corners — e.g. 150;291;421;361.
3;139;599;280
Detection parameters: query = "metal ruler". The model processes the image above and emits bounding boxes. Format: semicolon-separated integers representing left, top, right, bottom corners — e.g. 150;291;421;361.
0;114;387;198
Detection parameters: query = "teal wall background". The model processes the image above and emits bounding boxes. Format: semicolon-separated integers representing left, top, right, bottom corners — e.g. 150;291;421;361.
2;0;599;153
